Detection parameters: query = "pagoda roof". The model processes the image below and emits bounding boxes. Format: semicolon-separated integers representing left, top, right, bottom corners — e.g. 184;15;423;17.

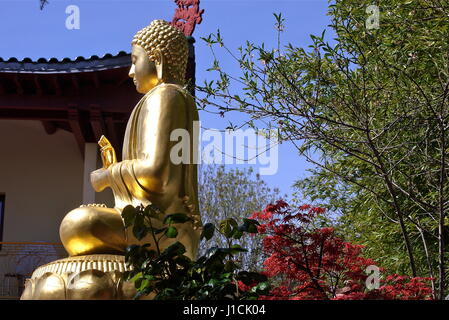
0;51;139;158
0;51;131;74
0;43;196;158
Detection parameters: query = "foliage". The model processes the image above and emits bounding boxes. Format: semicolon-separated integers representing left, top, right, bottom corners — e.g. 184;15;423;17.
121;204;269;300
248;200;433;300
39;0;48;10
197;1;449;298
198;165;282;271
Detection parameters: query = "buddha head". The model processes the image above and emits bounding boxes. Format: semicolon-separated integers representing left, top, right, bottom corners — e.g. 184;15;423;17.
129;19;188;94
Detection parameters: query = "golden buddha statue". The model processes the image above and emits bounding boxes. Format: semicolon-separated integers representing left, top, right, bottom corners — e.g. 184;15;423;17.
21;20;202;300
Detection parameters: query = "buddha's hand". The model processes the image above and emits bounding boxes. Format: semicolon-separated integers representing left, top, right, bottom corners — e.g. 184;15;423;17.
101;148;116;169
98;135;117;169
90;167;111;192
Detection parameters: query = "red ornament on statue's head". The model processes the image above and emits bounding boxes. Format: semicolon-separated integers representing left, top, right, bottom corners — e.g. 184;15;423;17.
171;0;204;37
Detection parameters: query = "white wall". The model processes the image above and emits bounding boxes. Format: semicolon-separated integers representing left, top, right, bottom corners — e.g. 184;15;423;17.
0;120;114;243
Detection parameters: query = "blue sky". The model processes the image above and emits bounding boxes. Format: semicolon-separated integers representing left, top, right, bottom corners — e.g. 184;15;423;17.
0;0;332;198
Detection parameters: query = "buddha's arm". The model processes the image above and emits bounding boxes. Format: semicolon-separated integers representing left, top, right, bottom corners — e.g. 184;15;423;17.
124;86;187;194
91;85;187;196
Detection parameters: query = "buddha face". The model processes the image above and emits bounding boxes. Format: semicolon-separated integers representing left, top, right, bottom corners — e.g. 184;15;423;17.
129;45;159;94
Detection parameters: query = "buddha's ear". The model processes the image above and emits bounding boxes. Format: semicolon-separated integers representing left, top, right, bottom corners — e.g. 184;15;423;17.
153;49;165;83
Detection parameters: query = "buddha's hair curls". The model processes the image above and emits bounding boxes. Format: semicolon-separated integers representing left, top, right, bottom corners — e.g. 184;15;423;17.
132;19;188;84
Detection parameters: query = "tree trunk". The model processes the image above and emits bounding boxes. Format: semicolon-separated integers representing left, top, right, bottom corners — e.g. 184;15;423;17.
438;120;446;299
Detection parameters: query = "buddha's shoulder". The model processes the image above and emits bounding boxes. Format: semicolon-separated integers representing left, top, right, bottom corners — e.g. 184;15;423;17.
141;84;195;115
146;83;191;103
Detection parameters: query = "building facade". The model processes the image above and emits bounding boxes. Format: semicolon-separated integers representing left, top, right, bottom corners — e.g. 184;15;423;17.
0;40;196;298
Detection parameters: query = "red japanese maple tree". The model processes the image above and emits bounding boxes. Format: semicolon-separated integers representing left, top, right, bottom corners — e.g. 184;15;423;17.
246;200;433;300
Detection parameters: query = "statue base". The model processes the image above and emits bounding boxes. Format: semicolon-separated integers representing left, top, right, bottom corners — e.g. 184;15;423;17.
20;254;139;300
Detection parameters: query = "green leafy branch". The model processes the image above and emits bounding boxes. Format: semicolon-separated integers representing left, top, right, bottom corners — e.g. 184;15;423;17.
121;204;269;300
